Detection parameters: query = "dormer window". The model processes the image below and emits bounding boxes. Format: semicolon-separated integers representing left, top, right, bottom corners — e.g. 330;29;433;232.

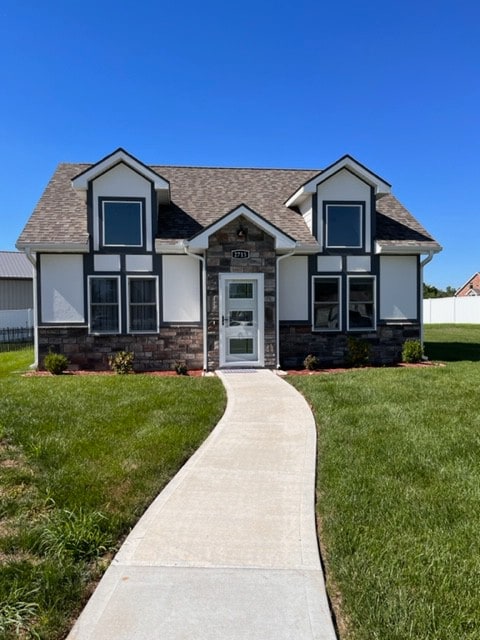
326;203;363;249
101;199;144;247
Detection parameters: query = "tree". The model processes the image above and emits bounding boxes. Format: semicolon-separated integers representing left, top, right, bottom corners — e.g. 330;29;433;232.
423;283;456;298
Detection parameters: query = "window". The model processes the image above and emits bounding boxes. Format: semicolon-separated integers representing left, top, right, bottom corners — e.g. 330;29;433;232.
326;204;363;248
128;277;158;333
313;277;341;331
89;277;120;333
102;200;143;247
348;276;375;330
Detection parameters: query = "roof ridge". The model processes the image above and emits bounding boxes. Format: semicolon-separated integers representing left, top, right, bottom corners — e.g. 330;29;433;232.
151;164;321;172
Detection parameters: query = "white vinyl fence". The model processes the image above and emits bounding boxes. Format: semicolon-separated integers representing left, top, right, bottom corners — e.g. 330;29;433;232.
0;308;34;330
423;297;480;324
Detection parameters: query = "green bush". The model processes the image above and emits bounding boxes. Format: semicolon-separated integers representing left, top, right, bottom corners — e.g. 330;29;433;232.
108;351;134;374
346;336;371;367
303;354;320;370
174;362;188;375
44;351;69;375
402;339;424;363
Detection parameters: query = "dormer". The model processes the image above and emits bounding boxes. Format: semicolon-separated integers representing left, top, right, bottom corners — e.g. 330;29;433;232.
72;148;170;253
286;155;391;254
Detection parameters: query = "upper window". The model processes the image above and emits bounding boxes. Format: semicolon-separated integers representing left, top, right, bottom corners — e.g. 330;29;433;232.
326;204;363;248
313;276;341;331
348;276;375;331
102;200;143;247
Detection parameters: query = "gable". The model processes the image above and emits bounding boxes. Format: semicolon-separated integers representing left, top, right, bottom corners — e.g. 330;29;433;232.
186;204;298;252
91;163;155;252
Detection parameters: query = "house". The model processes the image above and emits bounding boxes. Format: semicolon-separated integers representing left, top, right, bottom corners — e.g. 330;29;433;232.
0;251;34;330
455;273;480;297
16;148;441;371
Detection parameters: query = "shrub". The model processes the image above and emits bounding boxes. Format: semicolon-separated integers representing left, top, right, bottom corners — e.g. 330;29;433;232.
44;351;69;375
108;351;134;375
174;362;188;375
346;336;371;367
303;354;320;370
402;339;424;363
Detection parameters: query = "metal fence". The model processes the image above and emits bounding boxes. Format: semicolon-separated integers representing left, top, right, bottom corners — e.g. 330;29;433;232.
0;326;34;352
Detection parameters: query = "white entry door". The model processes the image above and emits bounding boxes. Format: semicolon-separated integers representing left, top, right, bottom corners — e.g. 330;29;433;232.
219;273;264;367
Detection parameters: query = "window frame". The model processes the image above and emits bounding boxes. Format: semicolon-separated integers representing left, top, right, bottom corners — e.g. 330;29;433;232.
88;275;121;335
127;275;159;334
100;198;144;248
312;276;342;332
347;275;376;332
325;203;364;249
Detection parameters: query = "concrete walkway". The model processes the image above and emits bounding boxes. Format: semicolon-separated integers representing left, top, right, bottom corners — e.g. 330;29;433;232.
67;370;337;640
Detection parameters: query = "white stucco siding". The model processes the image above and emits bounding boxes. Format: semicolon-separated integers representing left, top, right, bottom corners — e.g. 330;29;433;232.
279;256;308;321
92;163;153;251
317;169;372;252
162;256;201;322
40;255;85;323
380;256;418;320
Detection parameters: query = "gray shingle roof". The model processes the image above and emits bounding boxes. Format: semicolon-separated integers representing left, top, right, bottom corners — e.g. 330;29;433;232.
0;251;34;278
17;162;441;252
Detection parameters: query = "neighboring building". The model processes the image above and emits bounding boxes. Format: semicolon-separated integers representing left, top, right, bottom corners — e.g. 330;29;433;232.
455;273;480;297
0;251;34;329
17;148;441;371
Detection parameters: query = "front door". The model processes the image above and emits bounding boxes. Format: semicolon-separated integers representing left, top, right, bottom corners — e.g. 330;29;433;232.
219;273;264;367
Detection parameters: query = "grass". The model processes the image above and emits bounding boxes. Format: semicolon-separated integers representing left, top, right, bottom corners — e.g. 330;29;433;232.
424;323;480;361
289;325;480;639
0;349;225;639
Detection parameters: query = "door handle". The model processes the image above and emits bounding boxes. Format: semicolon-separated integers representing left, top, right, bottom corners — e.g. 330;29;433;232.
222;315;225;326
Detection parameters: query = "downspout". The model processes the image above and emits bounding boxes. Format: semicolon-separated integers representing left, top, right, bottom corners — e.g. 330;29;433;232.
184;246;208;373
276;249;296;369
419;250;435;351
24;247;38;369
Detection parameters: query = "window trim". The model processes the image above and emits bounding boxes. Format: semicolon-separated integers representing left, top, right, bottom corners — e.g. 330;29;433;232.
325;203;364;249
127;275;160;334
88;275;121;335
347;275;376;332
312;275;342;332
100;198;144;248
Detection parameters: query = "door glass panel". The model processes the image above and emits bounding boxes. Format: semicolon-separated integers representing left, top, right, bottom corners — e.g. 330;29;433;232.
229;310;253;326
230;338;254;355
229;283;253;299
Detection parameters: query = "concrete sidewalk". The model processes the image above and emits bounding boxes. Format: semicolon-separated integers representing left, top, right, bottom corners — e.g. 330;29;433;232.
67;370;337;639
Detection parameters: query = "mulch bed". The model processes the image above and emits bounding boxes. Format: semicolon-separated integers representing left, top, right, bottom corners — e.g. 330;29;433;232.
23;369;205;377
283;361;445;375
24;361;444;378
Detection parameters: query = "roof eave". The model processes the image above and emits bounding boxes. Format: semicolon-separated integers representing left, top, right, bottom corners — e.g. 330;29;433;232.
16;241;90;254
375;241;442;256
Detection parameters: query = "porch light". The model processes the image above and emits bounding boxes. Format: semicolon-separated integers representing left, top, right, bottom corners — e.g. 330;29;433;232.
236;224;247;239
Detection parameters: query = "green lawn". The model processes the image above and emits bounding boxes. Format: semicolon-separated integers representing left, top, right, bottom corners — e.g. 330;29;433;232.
290;325;480;639
0;349;225;639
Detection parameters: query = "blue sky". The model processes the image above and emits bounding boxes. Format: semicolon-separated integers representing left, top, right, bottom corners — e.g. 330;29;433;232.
1;0;479;289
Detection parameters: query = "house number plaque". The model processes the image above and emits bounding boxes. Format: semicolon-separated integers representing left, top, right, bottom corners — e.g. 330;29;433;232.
231;250;250;259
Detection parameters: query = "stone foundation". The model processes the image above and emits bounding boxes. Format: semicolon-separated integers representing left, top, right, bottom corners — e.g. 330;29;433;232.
38;326;204;372
279;323;421;368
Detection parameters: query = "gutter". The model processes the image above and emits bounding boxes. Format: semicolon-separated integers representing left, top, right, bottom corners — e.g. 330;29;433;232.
23;248;39;370
184;245;208;373
276;248;296;369
419;250;435;350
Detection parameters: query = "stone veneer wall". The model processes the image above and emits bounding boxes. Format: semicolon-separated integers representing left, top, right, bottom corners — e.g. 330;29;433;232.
279;323;421;368
38;326;204;371
206;216;277;370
